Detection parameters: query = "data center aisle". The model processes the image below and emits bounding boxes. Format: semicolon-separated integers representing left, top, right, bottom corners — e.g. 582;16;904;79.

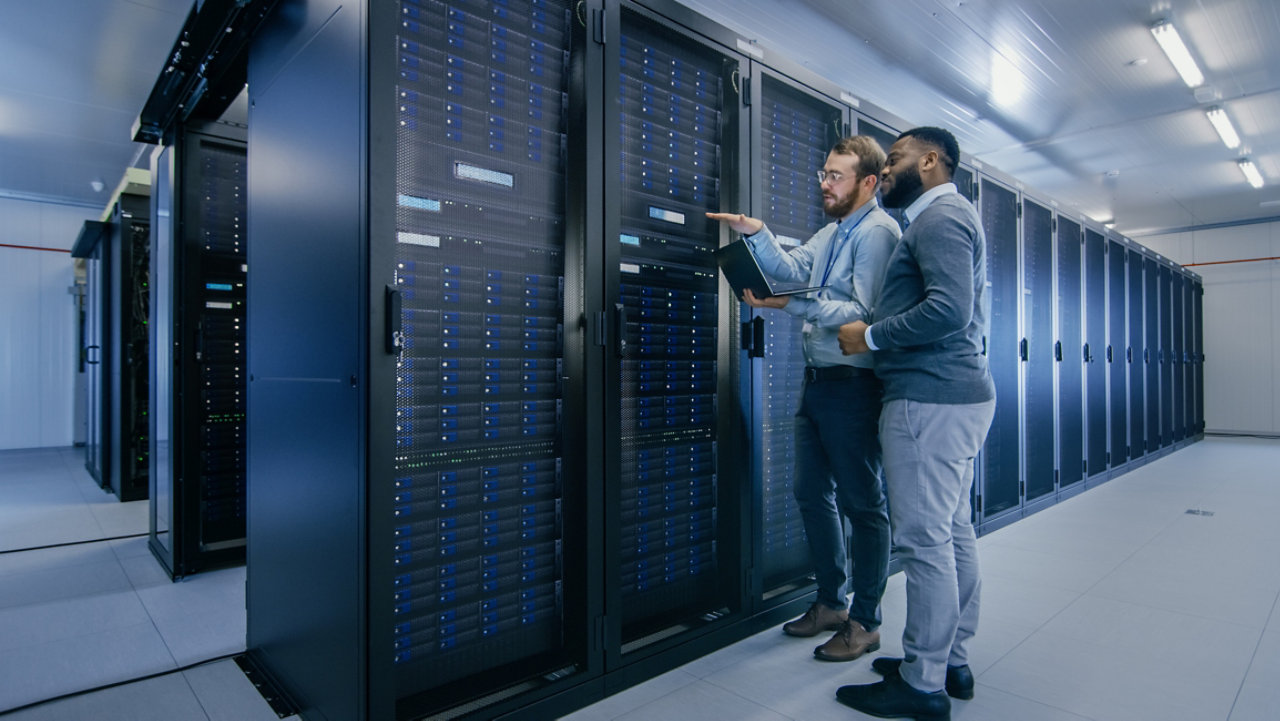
564;436;1280;721
5;438;1279;720
0;447;279;719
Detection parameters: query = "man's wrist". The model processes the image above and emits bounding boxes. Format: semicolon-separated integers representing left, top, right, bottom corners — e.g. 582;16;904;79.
864;323;880;351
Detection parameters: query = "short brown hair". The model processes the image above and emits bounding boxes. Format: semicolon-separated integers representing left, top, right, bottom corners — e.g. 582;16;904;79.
830;135;887;183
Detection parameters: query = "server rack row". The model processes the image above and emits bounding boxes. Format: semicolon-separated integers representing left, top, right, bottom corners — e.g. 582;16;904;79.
72;188;153;503
148;114;250;579
241;0;1203;718
970;180;1204;532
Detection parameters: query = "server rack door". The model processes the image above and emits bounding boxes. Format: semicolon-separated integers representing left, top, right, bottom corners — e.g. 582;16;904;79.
1144;256;1161;453
1056;218;1084;488
388;0;591;714
755;72;843;598
108;199;151;502
1083;228;1106;476
85;234;108;486
1159;265;1174;447
607;4;744;655
1187;281;1198;435
954;166;976;202
1022;200;1054;503
150;144;176;564
1172;273;1186;441
1182;275;1196;437
978;178;1020;519
1107;239;1128;466
1127;248;1145;460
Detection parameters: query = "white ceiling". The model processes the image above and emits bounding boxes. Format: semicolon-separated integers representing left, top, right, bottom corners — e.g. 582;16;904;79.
1;0;1278;236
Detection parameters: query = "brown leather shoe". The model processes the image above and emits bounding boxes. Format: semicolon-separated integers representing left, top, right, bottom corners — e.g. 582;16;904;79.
814;619;881;661
782;602;849;637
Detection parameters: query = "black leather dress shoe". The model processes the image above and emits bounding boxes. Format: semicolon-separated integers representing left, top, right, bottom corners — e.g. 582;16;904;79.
835;675;950;721
870;656;974;700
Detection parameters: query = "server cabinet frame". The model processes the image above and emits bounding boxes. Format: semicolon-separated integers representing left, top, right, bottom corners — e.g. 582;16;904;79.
1020;194;1057;515
744;63;852;617
600;0;750;680
976;173;1022;531
1126;243;1149;469
1105;233;1129;472
107;193;152;502
73;220;112;488
1082;223;1108;485
1055;214;1085;498
149;120;249;579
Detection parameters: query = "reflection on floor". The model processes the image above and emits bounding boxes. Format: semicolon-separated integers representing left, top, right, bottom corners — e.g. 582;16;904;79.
4;439;1280;720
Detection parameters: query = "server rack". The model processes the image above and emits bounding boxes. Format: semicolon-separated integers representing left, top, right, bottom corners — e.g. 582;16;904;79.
1172;271;1186;442
73;220;111;487
604;0;748;664
1159;262;1174;448
1056;216;1084;492
1083;226;1107;480
1144;254;1162;454
246;0;596;718
1192;277;1205;435
105;192;152;502
749;70;844;602
1106;237;1128;468
978;177;1021;525
149;118;249;579
1021;198;1055;509
1126;245;1146;465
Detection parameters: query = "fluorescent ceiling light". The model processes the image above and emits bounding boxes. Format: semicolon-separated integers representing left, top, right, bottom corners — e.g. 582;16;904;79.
1205;107;1240;149
1151;21;1204;88
1238;159;1265;189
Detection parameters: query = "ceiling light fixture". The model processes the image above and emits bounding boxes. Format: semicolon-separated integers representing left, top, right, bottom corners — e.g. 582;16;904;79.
1238;159;1265;189
1205;107;1240;149
1150;20;1204;88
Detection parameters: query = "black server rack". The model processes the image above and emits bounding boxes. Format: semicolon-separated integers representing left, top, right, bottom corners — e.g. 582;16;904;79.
149;120;249;579
1106;238;1127;467
1127;246;1145;462
752;72;842;598
606;2;745;656
73;220;112;487
1056;217;1084;489
1144;255;1161;453
246;0;593;718
1021;199;1055;505
1172;272;1186;442
978;178;1020;521
954;165;976;202
857;118;905;229
1159;264;1174;447
107;194;152;502
1187;276;1198;435
1083;227;1107;478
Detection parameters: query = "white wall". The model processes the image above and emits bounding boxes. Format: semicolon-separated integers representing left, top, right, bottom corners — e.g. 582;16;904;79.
0;197;97;450
1141;220;1280;436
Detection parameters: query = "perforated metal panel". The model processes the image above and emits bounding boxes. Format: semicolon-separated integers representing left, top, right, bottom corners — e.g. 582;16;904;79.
980;179;1019;517
1056;217;1083;488
1022;200;1054;502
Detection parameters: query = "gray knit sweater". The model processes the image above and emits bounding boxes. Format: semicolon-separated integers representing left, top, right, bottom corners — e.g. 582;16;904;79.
869;193;996;404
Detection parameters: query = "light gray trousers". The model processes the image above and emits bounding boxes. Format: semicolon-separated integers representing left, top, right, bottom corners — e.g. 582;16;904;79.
880;397;996;693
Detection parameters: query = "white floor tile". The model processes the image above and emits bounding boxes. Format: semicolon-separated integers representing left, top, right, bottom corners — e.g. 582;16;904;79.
611;679;789;721
0;590;152;652
184;658;291;721
558;669;699;721
1;672;208;721
1228;628;1280;721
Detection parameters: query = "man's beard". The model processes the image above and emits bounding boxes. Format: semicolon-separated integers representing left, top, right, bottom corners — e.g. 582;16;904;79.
823;187;860;218
881;165;923;209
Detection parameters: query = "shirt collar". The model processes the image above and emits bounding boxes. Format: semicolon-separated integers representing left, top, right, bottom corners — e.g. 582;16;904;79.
903;182;958;225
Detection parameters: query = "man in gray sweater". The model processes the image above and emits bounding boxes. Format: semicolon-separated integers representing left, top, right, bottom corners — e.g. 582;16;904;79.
835;126;995;721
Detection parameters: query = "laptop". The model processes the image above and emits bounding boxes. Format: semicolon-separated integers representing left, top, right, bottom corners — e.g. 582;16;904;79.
714;241;827;299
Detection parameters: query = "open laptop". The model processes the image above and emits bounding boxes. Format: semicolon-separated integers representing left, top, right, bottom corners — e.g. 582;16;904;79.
714;241;827;299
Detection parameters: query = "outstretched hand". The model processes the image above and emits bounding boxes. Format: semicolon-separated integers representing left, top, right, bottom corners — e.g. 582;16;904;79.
706;212;764;236
743;288;789;309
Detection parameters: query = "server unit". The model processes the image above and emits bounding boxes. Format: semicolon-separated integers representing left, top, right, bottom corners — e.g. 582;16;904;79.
72;220;112;487
1144;253;1162;454
1106;236;1128;468
108;195;152;502
978;177;1021;526
149;116;249;578
1192;277;1205;435
1082;225;1107;481
1056;216;1085;492
1127;244;1147;465
1021;197;1055;510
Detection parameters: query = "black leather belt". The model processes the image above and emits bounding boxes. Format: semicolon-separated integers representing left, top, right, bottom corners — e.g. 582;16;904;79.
803;365;874;382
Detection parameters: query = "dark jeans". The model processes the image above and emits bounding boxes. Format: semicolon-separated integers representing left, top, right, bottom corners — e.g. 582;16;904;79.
793;373;889;630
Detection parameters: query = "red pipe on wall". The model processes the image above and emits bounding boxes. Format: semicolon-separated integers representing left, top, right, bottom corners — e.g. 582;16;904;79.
0;243;71;253
1183;256;1280;268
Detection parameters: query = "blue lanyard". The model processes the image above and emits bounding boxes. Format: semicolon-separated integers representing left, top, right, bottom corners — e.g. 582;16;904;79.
819;211;867;288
